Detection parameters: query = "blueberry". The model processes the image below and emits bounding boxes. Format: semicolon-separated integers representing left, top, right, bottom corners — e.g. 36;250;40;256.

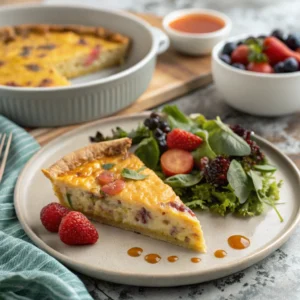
220;54;231;64
154;128;164;139
158;120;168;130
231;63;246;70
158;138;168;152
143;118;151;128
145;117;159;130
237;40;245;46
163;126;171;134
271;29;285;41
285;34;300;50
222;42;236;56
283;57;299;72
150;112;160;119
274;61;285;73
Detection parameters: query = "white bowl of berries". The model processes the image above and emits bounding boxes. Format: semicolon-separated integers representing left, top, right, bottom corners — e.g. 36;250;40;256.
212;30;300;116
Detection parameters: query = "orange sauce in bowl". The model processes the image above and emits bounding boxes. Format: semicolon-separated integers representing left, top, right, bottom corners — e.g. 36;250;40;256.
169;14;225;34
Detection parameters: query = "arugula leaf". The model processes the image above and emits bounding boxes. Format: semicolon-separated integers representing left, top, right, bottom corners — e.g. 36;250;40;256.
227;160;252;204
121;168;149;180
162;105;195;131
254;164;277;172
192;130;216;160
102;163;115;170
165;172;203;188
135;137;160;169
90;125;150;145
203;117;251;156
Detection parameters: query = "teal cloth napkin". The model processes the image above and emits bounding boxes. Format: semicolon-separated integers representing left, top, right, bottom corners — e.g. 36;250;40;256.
0;116;93;300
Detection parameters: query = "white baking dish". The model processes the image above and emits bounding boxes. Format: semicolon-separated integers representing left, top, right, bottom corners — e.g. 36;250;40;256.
0;4;169;127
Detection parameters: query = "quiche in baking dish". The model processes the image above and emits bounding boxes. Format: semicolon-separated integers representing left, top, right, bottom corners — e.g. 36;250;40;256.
0;24;130;87
42;138;206;252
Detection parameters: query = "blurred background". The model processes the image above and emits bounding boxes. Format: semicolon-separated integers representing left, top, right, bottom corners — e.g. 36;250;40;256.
1;0;297;35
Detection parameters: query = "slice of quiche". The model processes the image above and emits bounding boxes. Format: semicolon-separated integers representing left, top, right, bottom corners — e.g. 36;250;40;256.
42;138;206;252
0;24;130;87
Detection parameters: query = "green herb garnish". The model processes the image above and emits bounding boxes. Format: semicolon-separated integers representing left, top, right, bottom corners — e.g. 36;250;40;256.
102;163;115;170
121;168;149;180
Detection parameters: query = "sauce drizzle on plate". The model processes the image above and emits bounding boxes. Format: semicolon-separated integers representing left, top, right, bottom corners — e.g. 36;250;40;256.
191;257;201;263
127;247;143;257
228;235;250;250
167;255;179;263
145;253;161;264
214;249;227;258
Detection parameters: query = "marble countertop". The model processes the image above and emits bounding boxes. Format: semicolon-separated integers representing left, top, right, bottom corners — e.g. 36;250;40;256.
44;0;300;299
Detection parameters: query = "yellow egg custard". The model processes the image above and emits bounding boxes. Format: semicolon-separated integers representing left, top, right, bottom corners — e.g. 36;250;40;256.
42;138;206;252
0;24;130;87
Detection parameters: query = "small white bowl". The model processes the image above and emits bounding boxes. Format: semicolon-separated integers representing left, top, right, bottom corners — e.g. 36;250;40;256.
163;8;232;55
212;35;300;116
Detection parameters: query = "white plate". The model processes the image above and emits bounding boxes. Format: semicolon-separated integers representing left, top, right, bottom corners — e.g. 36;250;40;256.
15;113;300;287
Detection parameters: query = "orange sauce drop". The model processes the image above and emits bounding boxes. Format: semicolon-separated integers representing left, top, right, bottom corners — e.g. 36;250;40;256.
214;249;227;258
127;247;143;257
167;255;179;263
145;254;161;264
169;14;225;34
191;257;201;263
228;235;250;250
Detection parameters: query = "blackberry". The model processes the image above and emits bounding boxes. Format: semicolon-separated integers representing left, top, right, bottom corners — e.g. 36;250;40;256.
230;124;252;141
204;156;230;186
230;124;264;170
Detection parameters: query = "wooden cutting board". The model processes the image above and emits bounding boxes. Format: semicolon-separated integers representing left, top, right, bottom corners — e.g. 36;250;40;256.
22;13;211;145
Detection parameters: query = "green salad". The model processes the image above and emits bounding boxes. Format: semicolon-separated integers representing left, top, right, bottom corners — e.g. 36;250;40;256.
90;105;283;221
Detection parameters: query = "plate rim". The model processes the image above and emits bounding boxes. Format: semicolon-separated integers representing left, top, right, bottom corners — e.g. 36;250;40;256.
14;112;300;286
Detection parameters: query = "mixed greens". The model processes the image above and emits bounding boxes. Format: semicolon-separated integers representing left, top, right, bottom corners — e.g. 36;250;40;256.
90;105;283;221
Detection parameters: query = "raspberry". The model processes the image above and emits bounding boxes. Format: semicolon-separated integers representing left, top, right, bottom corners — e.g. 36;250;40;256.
167;129;203;151
204;156;231;186
59;211;99;245
40;202;70;232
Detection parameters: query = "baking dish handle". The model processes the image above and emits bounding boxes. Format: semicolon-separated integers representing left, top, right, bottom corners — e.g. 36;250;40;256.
151;27;170;55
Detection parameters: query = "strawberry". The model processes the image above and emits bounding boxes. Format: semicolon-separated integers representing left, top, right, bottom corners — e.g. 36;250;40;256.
263;36;300;65
231;45;249;65
40;202;70;232
247;62;273;73
166;129;202;151
59;211;99;245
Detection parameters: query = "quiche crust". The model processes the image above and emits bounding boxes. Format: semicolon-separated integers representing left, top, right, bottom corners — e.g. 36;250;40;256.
42;138;206;252
0;24;129;45
42;138;131;179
